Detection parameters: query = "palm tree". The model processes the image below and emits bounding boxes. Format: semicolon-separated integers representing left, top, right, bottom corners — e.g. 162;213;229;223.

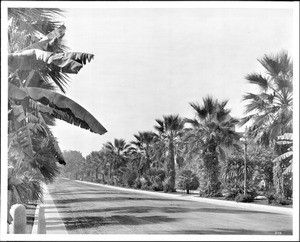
184;96;241;196
154;115;184;192
85;151;106;181
103;139;130;184
241;51;293;144
130;131;156;175
241;51;293;196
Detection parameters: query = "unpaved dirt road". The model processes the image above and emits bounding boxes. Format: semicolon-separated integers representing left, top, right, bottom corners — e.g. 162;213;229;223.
47;179;292;234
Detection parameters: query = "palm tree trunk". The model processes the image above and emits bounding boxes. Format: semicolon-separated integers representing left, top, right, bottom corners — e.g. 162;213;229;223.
273;161;284;196
109;164;112;181
95;166;99;180
202;142;220;196
273;142;285;197
166;140;176;192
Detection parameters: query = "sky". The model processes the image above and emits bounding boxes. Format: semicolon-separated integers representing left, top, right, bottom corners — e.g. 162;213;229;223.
49;5;294;157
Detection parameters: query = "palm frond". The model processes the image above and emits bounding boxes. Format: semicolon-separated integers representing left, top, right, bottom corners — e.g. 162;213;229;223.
245;73;269;90
259;54;281;78
190;102;207;120
8;8;63;35
202;96;215;115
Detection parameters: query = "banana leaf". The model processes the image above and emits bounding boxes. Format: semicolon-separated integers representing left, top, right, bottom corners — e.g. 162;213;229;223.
23;25;66;52
9;83;107;135
8;49;94;74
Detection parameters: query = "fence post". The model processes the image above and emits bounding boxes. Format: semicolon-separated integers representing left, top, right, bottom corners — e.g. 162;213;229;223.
37;206;46;234
10;204;26;234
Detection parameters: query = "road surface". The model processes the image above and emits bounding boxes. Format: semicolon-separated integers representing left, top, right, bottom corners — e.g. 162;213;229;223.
47;179;292;234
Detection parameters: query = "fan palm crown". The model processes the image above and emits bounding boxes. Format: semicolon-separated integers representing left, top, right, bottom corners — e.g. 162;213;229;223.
241;51;293;145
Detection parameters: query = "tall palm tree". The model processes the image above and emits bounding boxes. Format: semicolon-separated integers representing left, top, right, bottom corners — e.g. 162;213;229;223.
241;51;293;196
185;96;241;196
241;51;293;144
103;139;130;183
130;131;156;175
154;115;184;192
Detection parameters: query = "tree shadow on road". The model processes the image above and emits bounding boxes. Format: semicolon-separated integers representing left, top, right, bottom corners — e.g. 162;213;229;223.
52;195;278;215
48;205;190;214
61;214;176;231
50;190;122;196
53;196;181;204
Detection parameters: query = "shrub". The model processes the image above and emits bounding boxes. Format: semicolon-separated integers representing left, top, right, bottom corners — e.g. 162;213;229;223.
266;193;293;205
163;177;174;193
133;178;142;189
235;193;254;203
276;196;292;205
122;170;137;187
138;169;166;191
247;187;258;199
224;183;258;201
148;169;165;191
151;182;164;191
141;180;152;190
225;192;237;200
177;170;200;194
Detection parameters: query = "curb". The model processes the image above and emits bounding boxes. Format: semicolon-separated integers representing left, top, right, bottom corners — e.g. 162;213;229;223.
31;183;68;234
73;179;293;216
31;204;40;234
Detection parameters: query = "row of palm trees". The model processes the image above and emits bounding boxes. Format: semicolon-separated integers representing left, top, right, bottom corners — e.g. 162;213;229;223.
62;96;240;195
62;51;293;200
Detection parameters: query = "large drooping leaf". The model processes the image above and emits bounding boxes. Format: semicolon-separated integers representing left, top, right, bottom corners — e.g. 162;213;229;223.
9;83;107;135
28;87;106;135
8;81;27;99
8;49;94;74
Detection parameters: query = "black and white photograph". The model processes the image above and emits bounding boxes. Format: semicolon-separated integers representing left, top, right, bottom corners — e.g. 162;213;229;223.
1;1;299;241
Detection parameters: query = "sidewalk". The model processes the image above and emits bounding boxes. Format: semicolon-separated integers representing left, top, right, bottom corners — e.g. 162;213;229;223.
74;179;293;216
32;183;68;234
